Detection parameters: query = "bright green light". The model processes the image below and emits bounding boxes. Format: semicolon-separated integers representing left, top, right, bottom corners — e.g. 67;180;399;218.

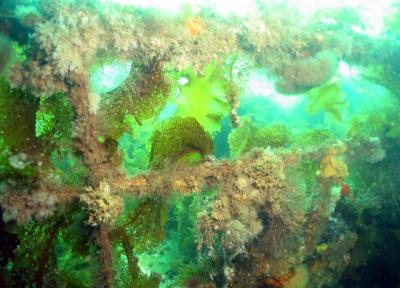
294;0;395;35
246;70;303;109
100;0;256;16
100;0;196;14
100;0;396;34
89;60;131;94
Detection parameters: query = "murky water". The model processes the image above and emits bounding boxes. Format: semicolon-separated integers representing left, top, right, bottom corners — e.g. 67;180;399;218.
0;1;399;287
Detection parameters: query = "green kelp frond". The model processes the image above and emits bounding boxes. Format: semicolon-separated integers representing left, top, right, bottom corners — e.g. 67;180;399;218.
255;124;290;148
0;77;39;153
9;216;68;286
0;137;9;173
132;193;212;287
51;149;88;186
112;198;167;287
115;198;168;252
55;239;95;288
118;116;153;176
98;62;171;140
363;64;400;96
0;36;12;75
348;106;400;139
228;117;290;157
296;129;335;148
113;240;161;288
150;117;213;169
0;77;39;179
0;38;27;77
306;81;347;122
0;138;36;179
174;63;230;134
228;118;252;158
35;93;74;148
55;208;96;287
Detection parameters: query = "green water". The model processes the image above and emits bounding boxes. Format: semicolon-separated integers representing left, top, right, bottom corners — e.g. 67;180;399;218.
0;0;400;287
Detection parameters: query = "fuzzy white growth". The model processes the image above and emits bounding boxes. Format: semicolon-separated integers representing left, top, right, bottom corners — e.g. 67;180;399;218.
80;181;123;226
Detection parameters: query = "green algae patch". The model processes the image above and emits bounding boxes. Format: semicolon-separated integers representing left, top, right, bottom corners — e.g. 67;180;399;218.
296;129;335;148
118;117;153;176
0;77;39;153
98;63;171;140
228;118;290;157
306;81;347;122
51;149;88;186
150;117;213;169
174;63;230;134
35;93;74;148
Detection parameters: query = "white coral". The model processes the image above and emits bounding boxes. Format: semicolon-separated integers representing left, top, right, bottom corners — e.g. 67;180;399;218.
80;181;123;226
1;187;60;225
34;9;106;77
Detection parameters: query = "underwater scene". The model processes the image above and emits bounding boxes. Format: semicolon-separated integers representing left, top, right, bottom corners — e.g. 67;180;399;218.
1;0;400;287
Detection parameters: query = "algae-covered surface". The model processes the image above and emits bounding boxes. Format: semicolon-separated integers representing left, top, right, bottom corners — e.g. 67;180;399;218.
1;0;400;287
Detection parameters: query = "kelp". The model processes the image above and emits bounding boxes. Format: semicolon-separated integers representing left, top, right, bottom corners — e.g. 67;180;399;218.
228;117;290;157
118;118;153;177
150;117;213;169
295;129;335;148
173;63;230;134
35;93;74;149
0;77;40;179
306;81;347;122
50;149;89;186
112;198;168;287
0;77;39;153
98;62;171;140
6;216;66;286
1;2;400;288
130;193;213;287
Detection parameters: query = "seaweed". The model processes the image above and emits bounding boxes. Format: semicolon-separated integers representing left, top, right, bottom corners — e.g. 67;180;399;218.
306;81;347;122
98;62;171;140
228;118;290;157
35;93;74;149
1;2;400;287
173;63;231;134
150;117;213;169
0;77;39;153
0;77;41;179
